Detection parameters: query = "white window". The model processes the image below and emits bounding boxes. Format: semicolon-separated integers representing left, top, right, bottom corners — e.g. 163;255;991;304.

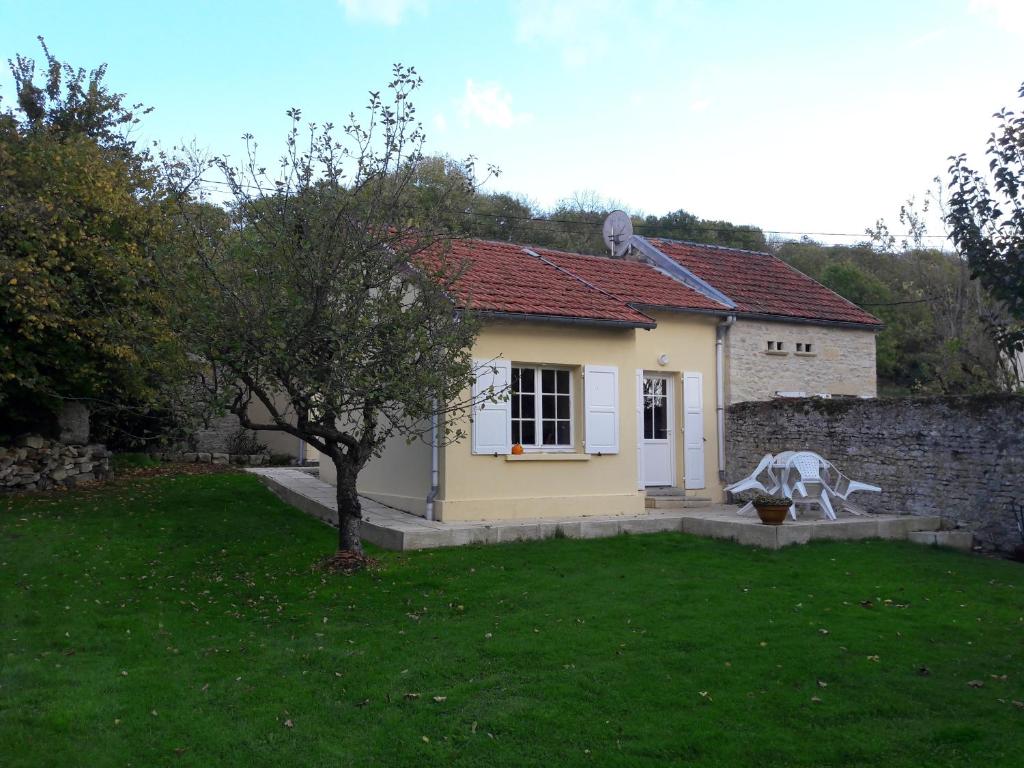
643;378;669;439
511;366;573;448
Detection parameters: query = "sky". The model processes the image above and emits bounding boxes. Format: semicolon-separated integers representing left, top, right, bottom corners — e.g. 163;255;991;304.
1;0;1022;245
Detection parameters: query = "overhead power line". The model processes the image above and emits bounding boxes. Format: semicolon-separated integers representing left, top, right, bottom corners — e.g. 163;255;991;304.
191;176;950;243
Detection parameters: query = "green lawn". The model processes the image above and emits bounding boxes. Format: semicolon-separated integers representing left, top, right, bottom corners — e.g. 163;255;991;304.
2;471;1022;767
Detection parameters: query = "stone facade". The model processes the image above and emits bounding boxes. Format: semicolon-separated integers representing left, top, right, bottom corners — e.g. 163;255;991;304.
724;394;1024;552
0;436;110;492
725;319;877;404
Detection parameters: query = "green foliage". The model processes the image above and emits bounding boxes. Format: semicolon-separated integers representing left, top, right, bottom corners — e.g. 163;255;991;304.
775;240;1007;395
3;472;1023;767
163;66;484;551
753;494;792;506
0;39;184;435
109;452;160;471
947;82;1024;386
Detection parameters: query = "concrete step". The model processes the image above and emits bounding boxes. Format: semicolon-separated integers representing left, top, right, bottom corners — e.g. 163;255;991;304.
645;495;713;510
907;530;974;552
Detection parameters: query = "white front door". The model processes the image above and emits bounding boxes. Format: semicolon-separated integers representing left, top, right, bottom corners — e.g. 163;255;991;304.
642;375;674;486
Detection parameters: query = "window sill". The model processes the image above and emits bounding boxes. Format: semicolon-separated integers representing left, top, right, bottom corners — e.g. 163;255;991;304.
765;350;789;356
794;351;817;357
505;453;590;462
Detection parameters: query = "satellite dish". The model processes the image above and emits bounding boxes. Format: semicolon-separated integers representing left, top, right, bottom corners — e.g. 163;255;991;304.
602;210;634;257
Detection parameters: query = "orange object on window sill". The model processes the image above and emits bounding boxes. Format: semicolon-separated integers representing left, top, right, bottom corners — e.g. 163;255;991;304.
511;443;524;455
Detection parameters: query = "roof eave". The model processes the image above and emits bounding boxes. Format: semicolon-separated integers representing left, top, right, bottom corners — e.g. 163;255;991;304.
730;310;884;331
466;309;656;330
631;303;882;330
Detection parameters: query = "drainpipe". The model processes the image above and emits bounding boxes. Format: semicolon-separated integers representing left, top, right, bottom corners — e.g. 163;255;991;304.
424;402;440;521
716;315;736;481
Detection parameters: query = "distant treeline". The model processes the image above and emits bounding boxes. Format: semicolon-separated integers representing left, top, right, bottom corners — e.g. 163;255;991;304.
430;157;1012;396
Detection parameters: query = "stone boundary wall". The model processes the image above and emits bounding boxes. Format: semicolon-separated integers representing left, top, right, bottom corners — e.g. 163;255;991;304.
725;394;1024;552
152;450;269;467
0;436;110;492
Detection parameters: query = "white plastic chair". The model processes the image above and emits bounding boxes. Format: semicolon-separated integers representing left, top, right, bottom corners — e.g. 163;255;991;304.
781;451;836;520
820;462;880;515
724;454;779;515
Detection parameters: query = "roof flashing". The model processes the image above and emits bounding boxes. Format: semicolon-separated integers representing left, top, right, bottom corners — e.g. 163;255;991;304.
629;236;737;309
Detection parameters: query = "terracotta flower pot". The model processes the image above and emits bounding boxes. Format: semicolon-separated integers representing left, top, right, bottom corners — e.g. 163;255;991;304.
754;503;789;526
511;443;524;455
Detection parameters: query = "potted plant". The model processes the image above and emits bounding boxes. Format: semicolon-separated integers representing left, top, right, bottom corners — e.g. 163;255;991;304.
752;494;792;526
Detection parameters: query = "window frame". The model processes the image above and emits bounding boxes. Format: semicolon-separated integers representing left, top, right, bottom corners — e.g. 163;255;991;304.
510;364;575;451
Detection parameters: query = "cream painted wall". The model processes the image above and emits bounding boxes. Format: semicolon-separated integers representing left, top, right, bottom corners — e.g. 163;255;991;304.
318;315;725;523
438;322;644;521
247;396;320;463
633;312;724;502
356;430;431;515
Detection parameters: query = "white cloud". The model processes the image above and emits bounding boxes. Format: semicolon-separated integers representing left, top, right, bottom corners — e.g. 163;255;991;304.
513;0;695;69
513;0;611;69
969;0;1024;35
338;0;426;26
432;112;448;132
458;80;533;129
689;98;710;113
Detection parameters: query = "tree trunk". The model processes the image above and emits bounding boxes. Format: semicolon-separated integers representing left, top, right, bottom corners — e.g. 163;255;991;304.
334;460;364;554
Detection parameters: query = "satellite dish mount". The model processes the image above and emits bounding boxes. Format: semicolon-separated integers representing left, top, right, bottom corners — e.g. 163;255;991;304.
602;210;634;258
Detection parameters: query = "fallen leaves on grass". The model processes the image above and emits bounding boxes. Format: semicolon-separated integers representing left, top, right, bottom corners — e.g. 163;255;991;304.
315;551;380;575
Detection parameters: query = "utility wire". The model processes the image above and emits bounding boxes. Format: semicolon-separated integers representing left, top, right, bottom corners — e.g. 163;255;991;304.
193;176;949;242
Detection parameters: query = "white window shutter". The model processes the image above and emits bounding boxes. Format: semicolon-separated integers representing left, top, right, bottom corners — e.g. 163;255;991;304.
683;371;705;489
584;365;619;454
635;368;645;489
472;359;512;455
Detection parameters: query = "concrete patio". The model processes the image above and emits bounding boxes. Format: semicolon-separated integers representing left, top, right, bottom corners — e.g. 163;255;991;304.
248;467;960;552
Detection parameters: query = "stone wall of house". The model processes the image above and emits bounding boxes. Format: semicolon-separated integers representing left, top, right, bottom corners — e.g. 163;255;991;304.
725;394;1024;551
0;436;110;492
726;319;877;404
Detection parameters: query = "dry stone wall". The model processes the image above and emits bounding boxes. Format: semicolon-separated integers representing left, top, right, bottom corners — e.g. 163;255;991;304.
0;436;110;492
725;394;1024;551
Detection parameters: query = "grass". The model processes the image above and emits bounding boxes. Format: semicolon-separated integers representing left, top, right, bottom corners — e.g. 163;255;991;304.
1;471;1022;767
108;452;161;471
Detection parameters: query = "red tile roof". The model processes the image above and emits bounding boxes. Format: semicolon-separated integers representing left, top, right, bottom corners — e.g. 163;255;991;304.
416;236;881;329
428;238;656;326
647;238;882;326
536;247;728;312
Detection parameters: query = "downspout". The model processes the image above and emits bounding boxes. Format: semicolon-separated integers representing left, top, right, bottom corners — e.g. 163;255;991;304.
424;402;440;521
716;315;736;481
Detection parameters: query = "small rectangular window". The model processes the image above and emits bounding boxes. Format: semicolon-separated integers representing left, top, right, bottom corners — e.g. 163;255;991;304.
805;343;813;353
767;341;775;351
643;377;669;440
777;341;784;351
796;343;804;352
